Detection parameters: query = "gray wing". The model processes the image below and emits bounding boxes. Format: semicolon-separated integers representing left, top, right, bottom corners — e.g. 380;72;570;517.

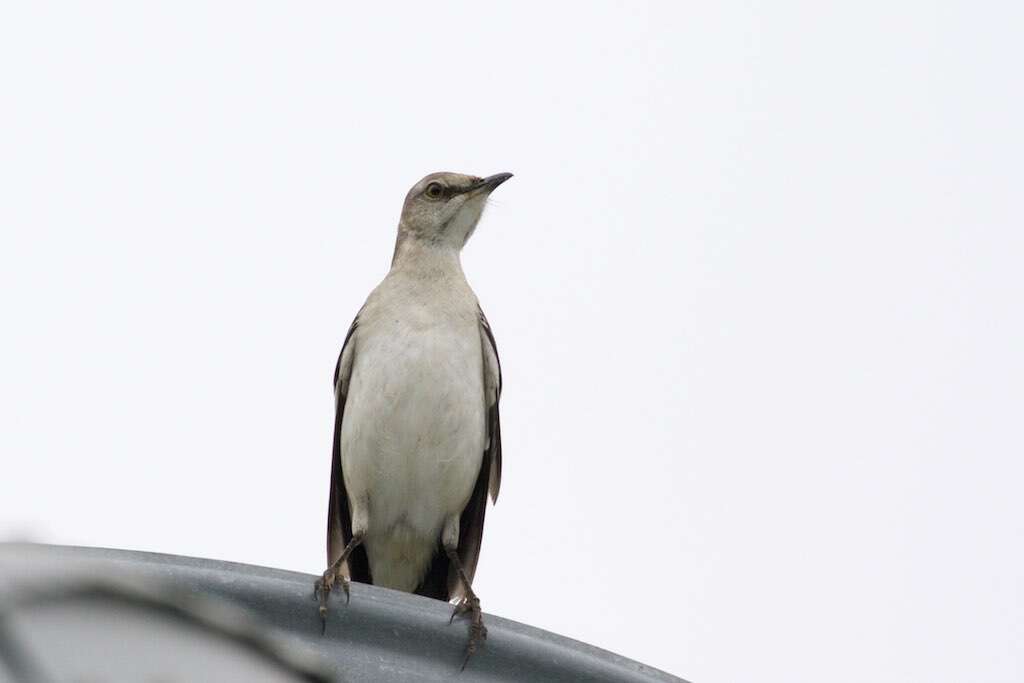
479;309;502;503
326;317;372;582
445;307;503;596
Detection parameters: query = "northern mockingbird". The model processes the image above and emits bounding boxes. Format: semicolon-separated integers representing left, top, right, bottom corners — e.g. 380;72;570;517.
315;172;510;665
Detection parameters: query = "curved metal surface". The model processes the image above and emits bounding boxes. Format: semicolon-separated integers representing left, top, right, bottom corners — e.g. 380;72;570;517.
0;544;687;682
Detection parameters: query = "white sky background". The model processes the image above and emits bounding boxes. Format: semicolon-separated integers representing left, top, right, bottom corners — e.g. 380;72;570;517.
1;2;1021;681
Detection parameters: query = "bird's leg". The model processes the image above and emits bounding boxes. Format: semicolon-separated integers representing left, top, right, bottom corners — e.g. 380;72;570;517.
445;545;487;669
314;532;363;634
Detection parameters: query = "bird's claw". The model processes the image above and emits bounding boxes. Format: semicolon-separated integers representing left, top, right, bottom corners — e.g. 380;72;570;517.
450;596;487;669
315;566;350;635
448;595;475;623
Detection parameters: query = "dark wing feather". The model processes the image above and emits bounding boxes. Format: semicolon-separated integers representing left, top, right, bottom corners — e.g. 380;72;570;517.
478;310;502;503
417;308;503;600
326;318;371;583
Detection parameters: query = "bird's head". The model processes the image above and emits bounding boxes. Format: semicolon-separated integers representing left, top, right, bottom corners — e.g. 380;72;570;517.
397;172;513;250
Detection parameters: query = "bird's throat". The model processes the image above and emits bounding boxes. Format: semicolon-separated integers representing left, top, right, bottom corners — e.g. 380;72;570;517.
390;234;465;280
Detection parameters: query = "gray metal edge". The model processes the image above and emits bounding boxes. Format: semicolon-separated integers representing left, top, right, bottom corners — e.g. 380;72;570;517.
0;544;688;683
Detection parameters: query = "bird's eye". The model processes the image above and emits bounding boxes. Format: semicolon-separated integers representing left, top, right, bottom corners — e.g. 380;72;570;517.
424;182;444;200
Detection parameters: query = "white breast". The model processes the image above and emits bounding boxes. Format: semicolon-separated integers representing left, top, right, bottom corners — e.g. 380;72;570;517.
339;275;486;591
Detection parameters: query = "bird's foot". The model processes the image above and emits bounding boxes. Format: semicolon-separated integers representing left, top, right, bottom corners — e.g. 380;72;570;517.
313;564;350;634
450;595;487;669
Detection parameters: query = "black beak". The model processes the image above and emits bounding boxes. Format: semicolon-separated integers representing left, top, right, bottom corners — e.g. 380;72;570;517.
482;172;513;190
463;172;513;195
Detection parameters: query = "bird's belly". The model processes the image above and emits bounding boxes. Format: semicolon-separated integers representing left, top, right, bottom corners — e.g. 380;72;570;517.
340;326;486;590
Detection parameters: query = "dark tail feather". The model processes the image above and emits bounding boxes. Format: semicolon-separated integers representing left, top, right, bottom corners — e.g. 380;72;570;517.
416;548;451;600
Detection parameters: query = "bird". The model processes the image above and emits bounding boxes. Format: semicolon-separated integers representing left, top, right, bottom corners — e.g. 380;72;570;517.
315;171;510;665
